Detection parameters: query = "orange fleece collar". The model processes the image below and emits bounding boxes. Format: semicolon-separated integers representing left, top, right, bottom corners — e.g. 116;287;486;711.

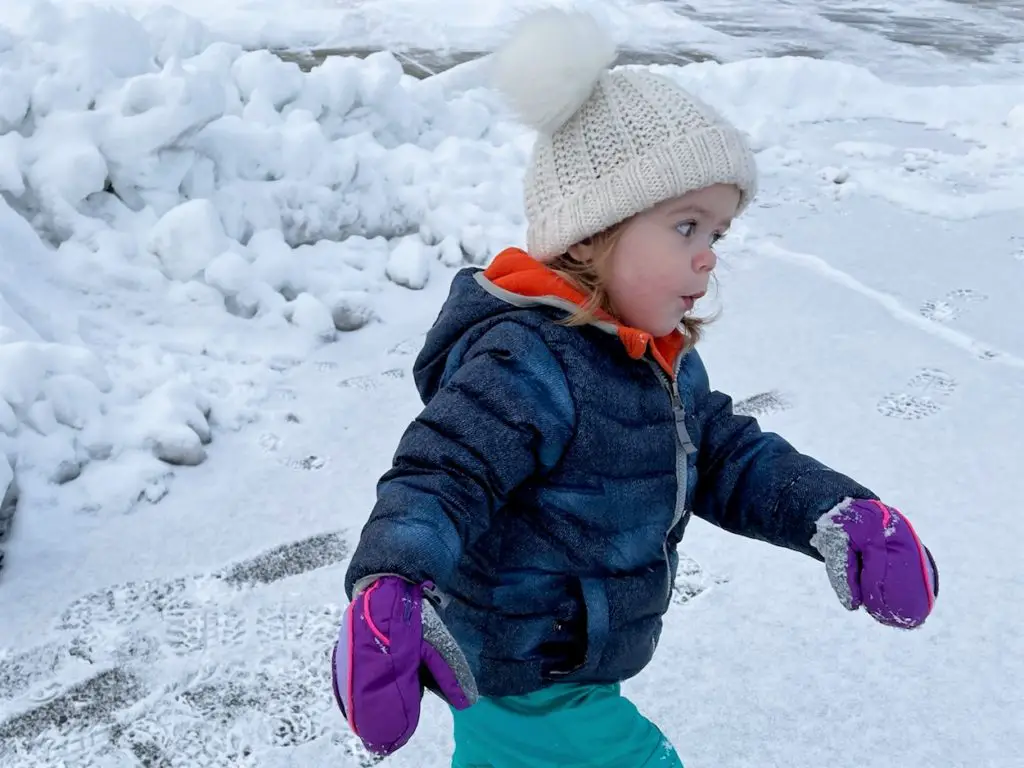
482;248;686;378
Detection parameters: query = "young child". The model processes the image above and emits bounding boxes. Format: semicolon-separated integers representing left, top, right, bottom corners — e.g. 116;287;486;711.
331;10;939;767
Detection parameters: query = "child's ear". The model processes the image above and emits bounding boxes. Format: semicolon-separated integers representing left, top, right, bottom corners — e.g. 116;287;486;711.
566;237;594;263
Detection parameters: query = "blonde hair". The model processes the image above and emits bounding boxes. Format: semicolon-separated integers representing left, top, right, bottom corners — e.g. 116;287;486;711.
548;223;715;346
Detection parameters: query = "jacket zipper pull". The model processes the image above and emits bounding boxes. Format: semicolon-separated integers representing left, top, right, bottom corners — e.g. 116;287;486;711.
649;357;698;455
670;389;698;455
674;406;698;455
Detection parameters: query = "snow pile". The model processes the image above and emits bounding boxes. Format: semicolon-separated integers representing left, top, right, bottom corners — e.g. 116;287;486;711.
0;200;218;546
2;5;525;273
0;3;529;523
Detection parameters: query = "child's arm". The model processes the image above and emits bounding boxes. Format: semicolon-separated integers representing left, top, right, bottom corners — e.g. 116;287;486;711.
688;352;877;559
344;321;576;598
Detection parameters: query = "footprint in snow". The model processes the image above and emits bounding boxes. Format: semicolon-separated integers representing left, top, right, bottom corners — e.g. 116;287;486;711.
919;288;988;323
733;390;792;418
671;551;730;607
258;432;282;453
387;334;426;357
876;368;957;420
0;532;352;765
282;454;328;471
337;368;406;392
258;431;328;471
268;386;298;403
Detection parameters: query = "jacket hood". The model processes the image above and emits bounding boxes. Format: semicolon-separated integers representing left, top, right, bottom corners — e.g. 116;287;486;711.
412;248;687;402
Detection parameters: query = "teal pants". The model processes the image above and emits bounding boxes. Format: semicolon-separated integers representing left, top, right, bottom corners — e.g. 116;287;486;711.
450;683;684;768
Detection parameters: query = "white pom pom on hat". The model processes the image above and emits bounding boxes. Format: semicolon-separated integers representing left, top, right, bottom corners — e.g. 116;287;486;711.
490;8;617;135
489;8;759;261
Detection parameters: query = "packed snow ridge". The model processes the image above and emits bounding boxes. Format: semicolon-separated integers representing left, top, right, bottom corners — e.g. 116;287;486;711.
1;3;1022;554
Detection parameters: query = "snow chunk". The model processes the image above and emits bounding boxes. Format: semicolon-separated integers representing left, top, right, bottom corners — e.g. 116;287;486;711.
250;229;306;299
438;235;466;268
0;445;15;545
0;342;110;411
0;69;30;133
0;397;15;434
386;236;431;290
24;399;59;436
325;291;375;332
297;55;358;121
821;166;851;185
284;293;336;341
0;399;16;435
358;52;404;108
27;137;108;206
0;132;25;196
139;7;215;66
146;199;230;281
41;374;106;430
128;380;212;466
0;454;12;512
59;6;156;80
232;49;304;110
204;251;254;297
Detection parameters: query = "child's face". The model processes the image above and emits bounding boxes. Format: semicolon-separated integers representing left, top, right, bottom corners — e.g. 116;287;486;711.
593;183;740;337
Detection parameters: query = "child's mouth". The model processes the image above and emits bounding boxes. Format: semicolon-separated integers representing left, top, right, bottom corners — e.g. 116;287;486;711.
680;291;706;311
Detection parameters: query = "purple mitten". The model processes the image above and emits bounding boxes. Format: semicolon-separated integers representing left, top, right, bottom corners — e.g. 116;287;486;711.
811;498;938;629
331;576;478;756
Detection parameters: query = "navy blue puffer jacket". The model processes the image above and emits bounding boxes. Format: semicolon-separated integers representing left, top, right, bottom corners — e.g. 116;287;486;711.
345;248;876;697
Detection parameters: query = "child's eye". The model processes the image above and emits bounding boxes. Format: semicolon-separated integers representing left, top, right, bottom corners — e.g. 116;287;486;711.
675;221;697;238
676;221;726;247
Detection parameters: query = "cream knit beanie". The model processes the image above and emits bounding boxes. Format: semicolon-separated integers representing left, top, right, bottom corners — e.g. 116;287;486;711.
490;9;759;261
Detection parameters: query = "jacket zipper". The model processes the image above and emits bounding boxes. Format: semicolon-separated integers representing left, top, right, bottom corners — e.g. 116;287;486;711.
650;357;697;459
647;353;696;607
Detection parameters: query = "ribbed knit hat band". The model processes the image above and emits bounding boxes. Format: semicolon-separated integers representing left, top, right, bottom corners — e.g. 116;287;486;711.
491;9;759;261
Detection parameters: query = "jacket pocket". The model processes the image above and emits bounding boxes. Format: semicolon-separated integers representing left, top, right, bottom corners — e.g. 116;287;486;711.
578;577;609;674
543;576;609;681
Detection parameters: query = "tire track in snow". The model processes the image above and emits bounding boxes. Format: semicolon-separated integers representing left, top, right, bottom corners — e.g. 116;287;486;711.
757;240;1024;371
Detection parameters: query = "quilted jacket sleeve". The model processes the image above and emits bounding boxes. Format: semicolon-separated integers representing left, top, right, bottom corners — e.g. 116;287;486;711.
687;352;878;559
344;321;576;598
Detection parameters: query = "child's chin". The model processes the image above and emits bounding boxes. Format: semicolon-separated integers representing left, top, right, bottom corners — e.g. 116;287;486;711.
625;310;680;338
646;319;683;338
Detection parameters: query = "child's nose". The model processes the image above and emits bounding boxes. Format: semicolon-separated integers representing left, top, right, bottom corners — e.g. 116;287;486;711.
693;248;717;273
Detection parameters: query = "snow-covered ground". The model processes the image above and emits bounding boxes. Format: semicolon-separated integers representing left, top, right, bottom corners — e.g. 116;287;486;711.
0;1;1022;766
